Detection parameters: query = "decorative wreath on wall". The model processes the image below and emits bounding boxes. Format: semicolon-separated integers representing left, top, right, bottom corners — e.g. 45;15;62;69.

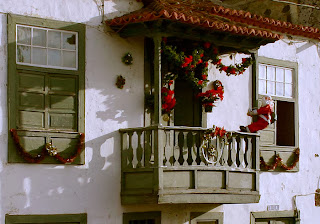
10;129;85;164
122;52;133;65
145;39;254;115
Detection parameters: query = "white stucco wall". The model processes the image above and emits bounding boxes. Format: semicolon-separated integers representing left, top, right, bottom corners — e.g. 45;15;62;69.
0;1;320;224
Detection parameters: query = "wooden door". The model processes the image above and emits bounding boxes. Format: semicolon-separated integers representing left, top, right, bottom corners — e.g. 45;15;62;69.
174;79;201;127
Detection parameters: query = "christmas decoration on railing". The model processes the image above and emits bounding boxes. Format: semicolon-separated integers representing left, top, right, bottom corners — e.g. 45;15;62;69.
122;52;133;65
201;125;231;165
10;129;85;164
116;75;126;89
197;80;224;112
260;148;300;171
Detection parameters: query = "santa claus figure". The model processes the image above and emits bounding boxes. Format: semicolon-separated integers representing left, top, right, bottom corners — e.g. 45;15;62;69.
240;95;274;133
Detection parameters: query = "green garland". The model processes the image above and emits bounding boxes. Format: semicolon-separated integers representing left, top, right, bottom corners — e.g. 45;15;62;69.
146;40;254;115
162;40;254;86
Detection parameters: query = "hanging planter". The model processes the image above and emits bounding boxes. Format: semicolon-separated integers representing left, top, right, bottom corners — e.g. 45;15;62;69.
204;104;213;112
197;80;224;113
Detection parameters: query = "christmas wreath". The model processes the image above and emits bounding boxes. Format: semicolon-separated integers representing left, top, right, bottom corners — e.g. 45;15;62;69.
200;125;231;164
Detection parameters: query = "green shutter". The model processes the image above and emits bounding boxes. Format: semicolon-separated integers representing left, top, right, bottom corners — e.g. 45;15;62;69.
6;214;87;224
7;14;85;164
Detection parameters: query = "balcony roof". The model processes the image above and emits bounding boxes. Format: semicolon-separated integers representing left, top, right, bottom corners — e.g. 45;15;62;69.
106;0;320;51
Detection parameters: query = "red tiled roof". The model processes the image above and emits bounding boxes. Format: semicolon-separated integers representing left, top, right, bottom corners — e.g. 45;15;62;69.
106;0;320;41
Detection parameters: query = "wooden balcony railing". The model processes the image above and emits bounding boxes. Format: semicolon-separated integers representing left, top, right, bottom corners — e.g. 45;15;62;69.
120;125;260;204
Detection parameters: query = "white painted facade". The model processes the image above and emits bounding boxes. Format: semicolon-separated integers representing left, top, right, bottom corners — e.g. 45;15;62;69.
0;0;319;223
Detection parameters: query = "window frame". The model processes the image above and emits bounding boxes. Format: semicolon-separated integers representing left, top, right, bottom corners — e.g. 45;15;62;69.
5;213;87;224
254;56;299;171
256;56;299;148
7;14;85;164
250;210;300;224
123;211;161;224
190;212;224;224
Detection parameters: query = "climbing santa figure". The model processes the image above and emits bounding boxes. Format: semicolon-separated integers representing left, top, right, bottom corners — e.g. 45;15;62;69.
240;95;274;133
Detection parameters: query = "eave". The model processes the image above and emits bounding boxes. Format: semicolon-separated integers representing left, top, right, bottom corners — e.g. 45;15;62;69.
106;0;320;51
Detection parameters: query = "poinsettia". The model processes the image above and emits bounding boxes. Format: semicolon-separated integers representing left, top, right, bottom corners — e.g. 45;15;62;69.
161;87;176;114
197;80;224;112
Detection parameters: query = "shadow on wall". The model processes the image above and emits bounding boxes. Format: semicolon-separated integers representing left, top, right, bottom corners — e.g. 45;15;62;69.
1;5;144;222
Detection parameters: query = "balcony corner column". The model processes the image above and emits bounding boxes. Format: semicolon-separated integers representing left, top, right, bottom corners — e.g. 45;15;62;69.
153;35;162;125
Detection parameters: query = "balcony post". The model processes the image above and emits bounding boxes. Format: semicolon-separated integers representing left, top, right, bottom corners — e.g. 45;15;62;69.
153;35;162;125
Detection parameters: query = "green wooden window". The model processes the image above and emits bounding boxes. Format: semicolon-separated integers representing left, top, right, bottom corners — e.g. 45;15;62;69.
7;14;85;164
5;213;87;224
251;210;299;224
255;57;299;171
190;212;224;224
123;212;161;224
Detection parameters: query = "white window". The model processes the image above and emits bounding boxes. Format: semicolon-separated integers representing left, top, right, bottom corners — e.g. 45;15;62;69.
259;64;293;98
16;25;78;70
257;58;298;148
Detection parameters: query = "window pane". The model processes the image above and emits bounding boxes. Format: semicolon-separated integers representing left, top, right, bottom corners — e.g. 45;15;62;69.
17;45;31;63
285;84;293;97
259;65;267;79
32;28;46;47
276;67;284;82
267;66;275;81
63;33;76;50
48;49;61;66
285;69;293;84
48;31;61;48
62;51;76;68
17;26;31;45
32;47;47;65
276;82;284;96
259;80;266;94
267;81;275;95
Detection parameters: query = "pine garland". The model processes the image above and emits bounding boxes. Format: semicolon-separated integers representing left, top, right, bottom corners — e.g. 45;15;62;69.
10;129;85;164
260;148;300;171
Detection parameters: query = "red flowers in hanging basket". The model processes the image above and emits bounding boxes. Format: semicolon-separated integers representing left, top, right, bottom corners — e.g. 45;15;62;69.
161;86;176;114
197;80;224;112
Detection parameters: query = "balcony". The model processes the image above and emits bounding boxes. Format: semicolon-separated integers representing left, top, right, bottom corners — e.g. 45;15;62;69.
120;125;260;204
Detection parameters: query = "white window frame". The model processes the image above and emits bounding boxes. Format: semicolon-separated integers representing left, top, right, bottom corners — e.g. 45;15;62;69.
16;24;78;70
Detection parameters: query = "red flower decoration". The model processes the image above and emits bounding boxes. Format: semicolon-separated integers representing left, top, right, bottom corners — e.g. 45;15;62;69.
230;68;236;74
162;37;167;44
204;42;211;49
221;66;228;72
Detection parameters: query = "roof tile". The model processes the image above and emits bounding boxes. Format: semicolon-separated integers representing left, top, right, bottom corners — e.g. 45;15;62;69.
106;0;320;40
